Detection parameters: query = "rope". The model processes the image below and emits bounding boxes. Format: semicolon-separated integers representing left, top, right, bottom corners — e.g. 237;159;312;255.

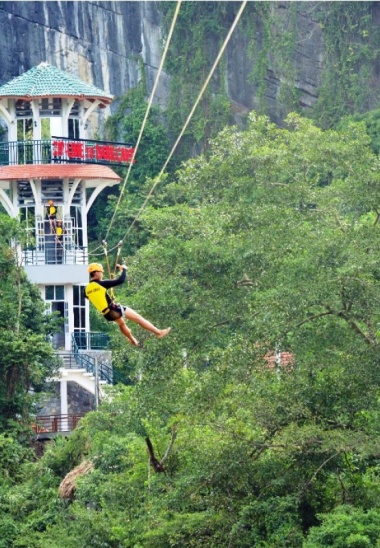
89;0;247;256
118;0;248;243
102;240;115;299
102;0;183;245
113;240;123;273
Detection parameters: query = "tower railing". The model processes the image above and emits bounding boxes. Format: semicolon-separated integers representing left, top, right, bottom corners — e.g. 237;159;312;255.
22;217;87;266
0;138;134;167
72;332;111;350
22;243;88;266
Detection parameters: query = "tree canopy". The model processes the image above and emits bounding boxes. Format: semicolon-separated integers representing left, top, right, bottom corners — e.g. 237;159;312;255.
3;113;380;546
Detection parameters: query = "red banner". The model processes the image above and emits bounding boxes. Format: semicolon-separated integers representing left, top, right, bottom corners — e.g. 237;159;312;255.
52;140;135;165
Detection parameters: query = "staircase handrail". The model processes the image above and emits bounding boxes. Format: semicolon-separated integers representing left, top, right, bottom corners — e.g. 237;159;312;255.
71;335;130;386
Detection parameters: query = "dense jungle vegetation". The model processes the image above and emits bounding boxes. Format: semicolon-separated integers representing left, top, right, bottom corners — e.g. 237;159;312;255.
3;2;380;546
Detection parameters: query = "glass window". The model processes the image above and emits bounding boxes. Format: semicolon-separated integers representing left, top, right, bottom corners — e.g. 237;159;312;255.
73;285;86;331
74;307;79;327
55;286;64;300
16;100;33;117
39;98;61;116
45;286;54;300
41;118;51;139
68;118;80;140
45;285;65;300
17;119;33;141
73;285;79;305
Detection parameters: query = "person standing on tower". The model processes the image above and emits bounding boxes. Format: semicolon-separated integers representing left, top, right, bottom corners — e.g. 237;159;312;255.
46;200;57;232
85;263;171;347
54;220;65;264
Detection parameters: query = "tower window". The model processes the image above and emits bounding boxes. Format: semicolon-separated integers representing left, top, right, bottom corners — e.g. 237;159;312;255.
16;100;33;117
45;285;64;301
39;98;62;116
68;118;80;139
73;285;86;332
17;119;33;141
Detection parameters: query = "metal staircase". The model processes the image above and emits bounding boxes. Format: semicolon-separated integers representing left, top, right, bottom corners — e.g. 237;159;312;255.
33;335;131;438
55;335;130;388
70;335;130;385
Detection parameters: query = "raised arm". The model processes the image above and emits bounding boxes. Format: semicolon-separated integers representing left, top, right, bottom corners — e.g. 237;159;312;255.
96;265;127;289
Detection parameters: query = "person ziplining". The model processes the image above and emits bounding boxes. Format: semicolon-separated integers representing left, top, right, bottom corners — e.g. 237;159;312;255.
85;263;171;347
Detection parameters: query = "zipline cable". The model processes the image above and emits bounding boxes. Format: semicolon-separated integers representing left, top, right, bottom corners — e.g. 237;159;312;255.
101;0;183;247
118;0;248;242
89;0;247;258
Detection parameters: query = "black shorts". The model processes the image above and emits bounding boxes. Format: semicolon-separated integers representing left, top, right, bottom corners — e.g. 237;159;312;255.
104;304;127;321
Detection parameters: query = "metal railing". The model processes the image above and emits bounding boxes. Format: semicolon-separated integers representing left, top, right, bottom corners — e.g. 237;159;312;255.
32;414;84;433
22;217;87;267
0;137;135;167
71;334;129;386
72;332;110;350
0;139;51;165
22;245;87;266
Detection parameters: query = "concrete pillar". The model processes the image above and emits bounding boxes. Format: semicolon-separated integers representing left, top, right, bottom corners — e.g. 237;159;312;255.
60;379;68;430
65;285;74;351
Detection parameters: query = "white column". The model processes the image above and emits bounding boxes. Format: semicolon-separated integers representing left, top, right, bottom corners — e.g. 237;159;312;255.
62;179;70;219
62;99;75;137
60;379;68;431
81;185;88;250
65;284;74;351
31;100;41;140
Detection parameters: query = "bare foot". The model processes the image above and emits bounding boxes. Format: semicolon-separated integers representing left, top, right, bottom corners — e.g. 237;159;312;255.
157;327;171;339
129;336;140;347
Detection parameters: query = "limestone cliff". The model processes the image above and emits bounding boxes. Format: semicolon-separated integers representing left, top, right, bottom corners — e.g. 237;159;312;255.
0;1;378;132
0;2;167;119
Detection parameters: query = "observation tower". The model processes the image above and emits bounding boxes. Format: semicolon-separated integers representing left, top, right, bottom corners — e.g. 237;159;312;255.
0;63;134;432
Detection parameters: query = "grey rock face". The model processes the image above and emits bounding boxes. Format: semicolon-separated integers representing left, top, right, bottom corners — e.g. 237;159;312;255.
0;1;161;123
0;1;375;129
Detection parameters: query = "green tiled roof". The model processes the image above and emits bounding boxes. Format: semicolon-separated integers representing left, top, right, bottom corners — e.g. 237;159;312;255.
0;62;113;103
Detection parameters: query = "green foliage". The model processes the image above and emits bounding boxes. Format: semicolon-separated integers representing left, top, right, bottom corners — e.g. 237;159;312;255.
6;113;380;546
0;217;61;545
338;109;380;154
0;433;33;482
0;215;58;428
5;4;380;545
313;2;380;127
161;1;238;157
305;505;380;547
89;2;380;256
106;78;171;185
89;79;172;253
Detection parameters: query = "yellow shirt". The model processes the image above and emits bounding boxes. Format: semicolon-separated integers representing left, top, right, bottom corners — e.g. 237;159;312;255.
85;281;110;313
85;269;126;314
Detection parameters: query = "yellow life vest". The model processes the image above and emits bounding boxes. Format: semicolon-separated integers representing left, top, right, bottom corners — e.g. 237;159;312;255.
85;281;110;313
48;206;56;216
56;226;63;236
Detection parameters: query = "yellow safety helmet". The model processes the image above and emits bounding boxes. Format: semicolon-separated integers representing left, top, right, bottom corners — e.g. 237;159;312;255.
88;263;104;274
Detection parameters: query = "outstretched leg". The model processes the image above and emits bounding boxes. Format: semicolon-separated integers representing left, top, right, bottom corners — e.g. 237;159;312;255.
125;307;171;338
114;317;139;346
